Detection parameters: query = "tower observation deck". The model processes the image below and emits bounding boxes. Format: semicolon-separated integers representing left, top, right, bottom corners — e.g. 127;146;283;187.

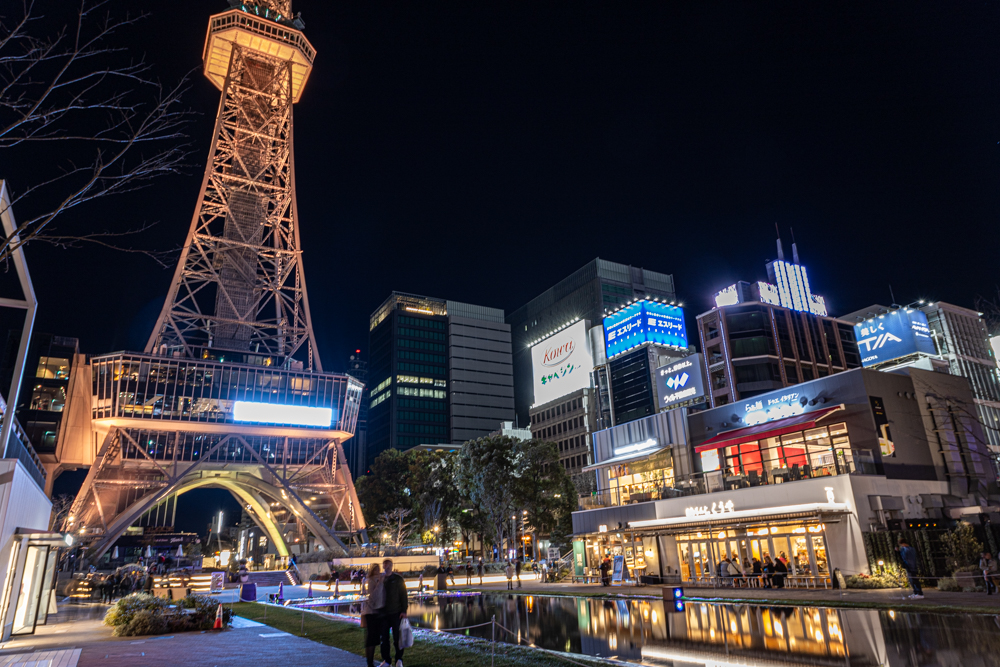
67;1;368;559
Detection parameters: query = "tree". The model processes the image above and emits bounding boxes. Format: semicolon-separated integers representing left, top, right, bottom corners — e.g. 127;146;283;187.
457;435;520;560
355;448;412;521
376;508;416;548
407;449;460;545
0;0;192;265
48;494;72;531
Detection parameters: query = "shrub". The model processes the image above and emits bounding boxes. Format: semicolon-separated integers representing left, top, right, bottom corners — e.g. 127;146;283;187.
940;523;983;573
845;566;910;589
104;593;231;636
937;576;961;592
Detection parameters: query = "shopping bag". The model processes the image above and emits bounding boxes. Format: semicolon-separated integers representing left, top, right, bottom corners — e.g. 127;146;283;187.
399;617;414;648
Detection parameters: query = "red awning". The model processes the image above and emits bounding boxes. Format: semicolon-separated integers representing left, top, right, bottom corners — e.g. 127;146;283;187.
694;404;845;453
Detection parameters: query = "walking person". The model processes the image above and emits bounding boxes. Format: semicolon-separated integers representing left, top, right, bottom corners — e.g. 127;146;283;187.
446;561;456;586
762;556;774;589
752;558;762;588
381;559;408;667
360;563;386;667
896;538;923;599
599;558;611;586
515;558;522;589
981;552;998;595
477;558;484;585
504;561;515;590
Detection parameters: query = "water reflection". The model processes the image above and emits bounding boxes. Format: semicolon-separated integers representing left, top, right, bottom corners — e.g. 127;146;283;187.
398;594;1000;666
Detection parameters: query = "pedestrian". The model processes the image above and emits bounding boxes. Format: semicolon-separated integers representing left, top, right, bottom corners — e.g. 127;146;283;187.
599;558;611;586
477;558;484;585
752;558;762;587
541;559;548;583
515;558;522;589
143;570;154;594
504;561;515;590
381;559;408;667
446;562;456;586
360;563;385;667
896;538;923;599
981;552;998;595
772;556;787;589
761;556;774;589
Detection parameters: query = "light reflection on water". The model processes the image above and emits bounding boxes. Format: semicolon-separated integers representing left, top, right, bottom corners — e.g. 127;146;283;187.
313;593;1000;666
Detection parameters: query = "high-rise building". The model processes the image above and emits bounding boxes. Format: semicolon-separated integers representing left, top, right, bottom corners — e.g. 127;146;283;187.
366;292;514;470
344;350;368;479
698;240;861;407
507;259;676;425
920;302;1000;462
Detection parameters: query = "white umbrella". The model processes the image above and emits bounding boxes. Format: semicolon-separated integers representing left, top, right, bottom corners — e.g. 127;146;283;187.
112;546;119;559
176;544;184;558
145;545;153;558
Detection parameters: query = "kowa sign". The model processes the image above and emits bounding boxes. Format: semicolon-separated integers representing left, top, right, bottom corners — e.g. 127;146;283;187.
531;320;594;406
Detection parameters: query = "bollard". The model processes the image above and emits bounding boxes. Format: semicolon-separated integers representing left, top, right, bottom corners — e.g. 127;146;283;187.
491;614;495;667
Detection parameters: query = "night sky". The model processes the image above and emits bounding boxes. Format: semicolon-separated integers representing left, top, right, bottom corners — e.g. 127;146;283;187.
23;1;1000;529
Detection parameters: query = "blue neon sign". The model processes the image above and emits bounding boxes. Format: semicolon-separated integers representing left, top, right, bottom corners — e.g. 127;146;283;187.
603;301;687;358
854;309;936;367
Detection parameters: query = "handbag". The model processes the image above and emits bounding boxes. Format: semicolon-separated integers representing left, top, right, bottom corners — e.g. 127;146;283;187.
399;618;414;649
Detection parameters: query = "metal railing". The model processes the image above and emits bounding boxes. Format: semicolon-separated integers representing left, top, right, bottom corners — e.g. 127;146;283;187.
579;450;877;510
4;417;46;489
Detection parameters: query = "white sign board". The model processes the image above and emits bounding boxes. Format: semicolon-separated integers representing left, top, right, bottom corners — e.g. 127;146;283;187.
210;571;225;593
547;547;561;561
531;321;594;406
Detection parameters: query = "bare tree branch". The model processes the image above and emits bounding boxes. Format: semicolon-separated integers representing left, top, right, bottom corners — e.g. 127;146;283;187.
0;0;194;265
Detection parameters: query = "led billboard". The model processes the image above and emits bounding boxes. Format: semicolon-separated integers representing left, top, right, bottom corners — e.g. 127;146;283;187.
233;401;333;427
603;301;687;358
655;354;705;409
531;320;594;406
854;309;936;367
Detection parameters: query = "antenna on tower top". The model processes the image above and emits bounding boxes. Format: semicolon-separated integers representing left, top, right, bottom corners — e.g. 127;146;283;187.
775;223;785;261
790;227;800;264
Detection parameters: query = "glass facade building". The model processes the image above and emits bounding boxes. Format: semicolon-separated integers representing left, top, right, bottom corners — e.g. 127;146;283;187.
366;292;513;473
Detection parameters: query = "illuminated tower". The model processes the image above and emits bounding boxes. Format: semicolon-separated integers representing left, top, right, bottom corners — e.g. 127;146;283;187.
147;0;319;368
67;1;367;560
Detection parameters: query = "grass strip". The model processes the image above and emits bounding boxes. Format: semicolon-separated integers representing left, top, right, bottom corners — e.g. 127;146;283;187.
230;602;609;667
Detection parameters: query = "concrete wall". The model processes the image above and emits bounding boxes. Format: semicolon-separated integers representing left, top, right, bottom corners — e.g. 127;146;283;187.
0;460;52;595
448;316;515;443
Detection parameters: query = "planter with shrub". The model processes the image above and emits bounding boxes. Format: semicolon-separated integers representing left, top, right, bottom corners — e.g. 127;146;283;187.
103;593;234;637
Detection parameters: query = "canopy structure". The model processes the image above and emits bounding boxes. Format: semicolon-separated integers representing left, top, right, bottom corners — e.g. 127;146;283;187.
694;405;845;454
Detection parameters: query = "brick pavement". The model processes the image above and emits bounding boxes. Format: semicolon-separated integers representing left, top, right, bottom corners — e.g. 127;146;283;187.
0;603;365;667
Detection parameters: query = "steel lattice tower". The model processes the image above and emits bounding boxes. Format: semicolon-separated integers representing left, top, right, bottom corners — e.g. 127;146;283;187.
147;0;320;370
66;2;368;561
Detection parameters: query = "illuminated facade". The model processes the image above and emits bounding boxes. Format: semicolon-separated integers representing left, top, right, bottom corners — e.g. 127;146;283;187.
66;0;368;560
507;258;676;424
699;241;861;407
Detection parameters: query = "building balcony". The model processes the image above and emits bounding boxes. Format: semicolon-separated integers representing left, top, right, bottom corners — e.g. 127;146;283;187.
578;449;876;510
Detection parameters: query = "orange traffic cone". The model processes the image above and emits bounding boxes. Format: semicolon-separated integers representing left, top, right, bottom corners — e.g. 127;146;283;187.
213;603;223;630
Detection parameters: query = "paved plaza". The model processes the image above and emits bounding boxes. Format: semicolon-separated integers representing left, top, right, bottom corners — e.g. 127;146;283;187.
0;603;365;667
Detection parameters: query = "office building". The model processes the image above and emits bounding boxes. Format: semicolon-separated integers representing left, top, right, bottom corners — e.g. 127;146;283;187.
507;259;676;425
531;388;595;485
344;350;369;480
366;292;514;470
698;241;861;408
573;366;994;586
921;302;1000;463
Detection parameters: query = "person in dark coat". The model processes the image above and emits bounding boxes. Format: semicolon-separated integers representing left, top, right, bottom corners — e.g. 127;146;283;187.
515;558;522;589
380;559;409;667
599;558;611;586
772;557;788;588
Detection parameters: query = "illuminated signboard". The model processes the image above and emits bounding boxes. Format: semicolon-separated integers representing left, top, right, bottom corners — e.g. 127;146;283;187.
770;260;828;316
233;401;333;427
854;309;937;367
603;301;687;358
654;354;705;409
530;320;594;406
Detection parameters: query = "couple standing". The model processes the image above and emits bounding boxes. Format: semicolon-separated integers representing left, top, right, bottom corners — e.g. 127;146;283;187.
361;558;409;667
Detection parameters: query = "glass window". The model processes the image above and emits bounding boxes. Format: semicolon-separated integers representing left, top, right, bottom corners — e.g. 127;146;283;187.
36;357;70;380
29;385;66;412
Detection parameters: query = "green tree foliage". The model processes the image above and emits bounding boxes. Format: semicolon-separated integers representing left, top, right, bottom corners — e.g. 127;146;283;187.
940;522;983;573
456;435;575;560
355;448;413;520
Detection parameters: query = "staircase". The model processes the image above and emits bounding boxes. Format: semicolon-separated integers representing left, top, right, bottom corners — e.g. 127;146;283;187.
247;570;297;587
